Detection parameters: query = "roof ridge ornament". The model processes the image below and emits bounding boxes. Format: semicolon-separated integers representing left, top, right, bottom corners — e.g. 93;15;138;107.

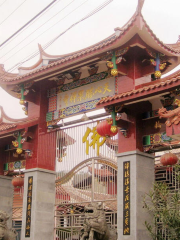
177;35;180;43
137;0;145;13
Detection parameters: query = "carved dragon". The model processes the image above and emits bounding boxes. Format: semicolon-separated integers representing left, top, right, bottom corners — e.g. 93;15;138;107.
158;106;180;127
0;211;17;240
80;202;117;240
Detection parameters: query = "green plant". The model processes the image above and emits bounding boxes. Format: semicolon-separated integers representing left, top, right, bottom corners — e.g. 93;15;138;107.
144;166;180;240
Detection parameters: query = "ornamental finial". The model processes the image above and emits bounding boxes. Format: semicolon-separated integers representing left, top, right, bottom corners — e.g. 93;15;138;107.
177;35;180;43
137;0;145;13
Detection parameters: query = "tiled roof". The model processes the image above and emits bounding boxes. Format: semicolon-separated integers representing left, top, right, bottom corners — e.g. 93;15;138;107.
1;8;180;84
1;34;118;83
0;106;39;135
0;123;16;132
96;70;180;106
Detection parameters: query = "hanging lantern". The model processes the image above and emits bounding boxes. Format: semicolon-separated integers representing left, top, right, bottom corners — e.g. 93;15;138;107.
160;152;178;166
19;99;25;105
111;69;118;76
96;119;118;137
12;176;24;188
154;70;161;79
16;148;23;154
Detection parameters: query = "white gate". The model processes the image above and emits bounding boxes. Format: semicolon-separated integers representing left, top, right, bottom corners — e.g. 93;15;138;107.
55;121;118;239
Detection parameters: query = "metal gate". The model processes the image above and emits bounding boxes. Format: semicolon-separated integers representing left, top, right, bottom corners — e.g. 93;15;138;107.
55;120;117;239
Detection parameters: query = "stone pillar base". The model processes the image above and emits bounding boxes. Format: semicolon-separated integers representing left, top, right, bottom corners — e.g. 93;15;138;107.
117;150;154;240
21;168;56;240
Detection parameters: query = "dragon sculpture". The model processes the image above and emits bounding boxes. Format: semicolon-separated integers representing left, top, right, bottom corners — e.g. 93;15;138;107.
0;211;17;240
80;202;117;240
158;101;180;127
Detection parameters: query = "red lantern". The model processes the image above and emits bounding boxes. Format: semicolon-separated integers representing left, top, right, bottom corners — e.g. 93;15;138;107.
96;119;118;137
160;153;178;166
12;176;24;188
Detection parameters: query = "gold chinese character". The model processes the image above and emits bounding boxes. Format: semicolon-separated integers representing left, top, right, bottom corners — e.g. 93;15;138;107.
27;210;31;216
29;178;32;184
27;218;31;224
82;126;106;156
125;210;129;218
125;194;129;202
28;191;32;197
85;87;94;99
82;127;91;155
125;178;130;186
124;227;130;234
125;217;129;226
28;185;32;191
124;162;130;170
94;86;103;94
77;90;84;101
27;204;31;210
124;170;130;178
124;186;130;194
70;92;77;103
63;94;69;106
26;230;30;235
26;225;30;230
124;202;129;210
28;198;31;203
103;82;111;94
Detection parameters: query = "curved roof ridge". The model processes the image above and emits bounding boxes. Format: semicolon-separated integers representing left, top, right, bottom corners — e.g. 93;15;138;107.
0;32;117;83
18;44;44;71
40;33;117;59
0;105;27;123
166;42;180;52
1;0;180;84
119;0;144;31
0;64;18;80
141;15;180;54
17;32;117;72
137;0;145;14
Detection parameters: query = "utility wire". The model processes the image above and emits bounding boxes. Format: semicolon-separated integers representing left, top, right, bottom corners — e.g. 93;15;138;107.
0;0;59;48
1;0;89;65
0;0;62;51
0;0;75;60
1;0;113;75
0;0;8;8
0;0;28;27
44;0;113;50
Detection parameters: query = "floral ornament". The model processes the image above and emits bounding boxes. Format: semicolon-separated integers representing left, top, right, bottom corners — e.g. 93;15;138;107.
159;62;166;71
21;138;26;144
116;56;122;64
107;61;114;68
12;141;18;148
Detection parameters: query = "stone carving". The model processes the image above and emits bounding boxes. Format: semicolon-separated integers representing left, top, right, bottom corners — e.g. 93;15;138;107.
0;211;17;240
80;202;117;240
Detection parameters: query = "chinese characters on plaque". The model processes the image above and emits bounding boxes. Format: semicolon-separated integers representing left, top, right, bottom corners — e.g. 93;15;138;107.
57;77;115;110
123;161;130;235
25;176;33;237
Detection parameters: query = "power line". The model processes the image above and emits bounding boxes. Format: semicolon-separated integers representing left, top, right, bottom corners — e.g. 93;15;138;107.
44;0;113;50
1;0;89;65
1;0;113;76
0;0;28;27
0;0;8;8
0;0;59;48
0;0;75;59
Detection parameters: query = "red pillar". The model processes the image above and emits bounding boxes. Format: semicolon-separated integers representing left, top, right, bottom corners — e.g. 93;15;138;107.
118;101;152;153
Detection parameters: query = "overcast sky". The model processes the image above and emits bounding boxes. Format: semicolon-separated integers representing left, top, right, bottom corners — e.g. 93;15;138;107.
0;0;180;118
